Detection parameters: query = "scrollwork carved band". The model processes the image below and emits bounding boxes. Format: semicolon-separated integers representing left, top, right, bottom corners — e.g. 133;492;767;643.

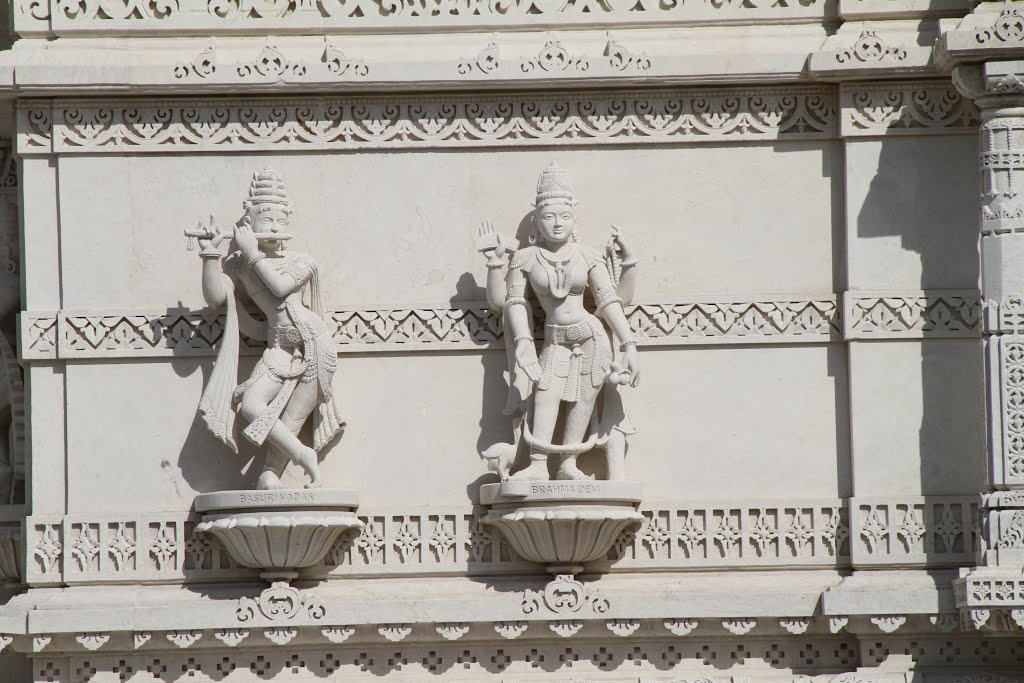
16;88;835;156
840;80;980;137
16;0;828;35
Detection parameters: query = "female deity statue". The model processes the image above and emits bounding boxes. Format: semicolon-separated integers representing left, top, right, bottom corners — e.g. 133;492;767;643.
478;162;640;481
187;169;344;490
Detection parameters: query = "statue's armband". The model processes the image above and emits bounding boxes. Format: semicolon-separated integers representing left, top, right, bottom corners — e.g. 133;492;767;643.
504;282;527;311
593;281;623;313
284;254;315;286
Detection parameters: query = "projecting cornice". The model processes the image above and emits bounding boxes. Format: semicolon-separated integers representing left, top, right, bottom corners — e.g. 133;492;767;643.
0;27;832;96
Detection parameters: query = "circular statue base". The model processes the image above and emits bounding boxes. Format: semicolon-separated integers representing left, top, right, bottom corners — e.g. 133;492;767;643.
195;489;363;581
480;480;643;574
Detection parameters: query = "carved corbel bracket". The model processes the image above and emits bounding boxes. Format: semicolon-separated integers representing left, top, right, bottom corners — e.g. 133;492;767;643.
954;561;1024;633
937;2;1024;70
808;23;931;81
951;62;1024;106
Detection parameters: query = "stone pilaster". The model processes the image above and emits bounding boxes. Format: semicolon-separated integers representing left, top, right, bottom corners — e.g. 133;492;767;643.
939;3;1024;627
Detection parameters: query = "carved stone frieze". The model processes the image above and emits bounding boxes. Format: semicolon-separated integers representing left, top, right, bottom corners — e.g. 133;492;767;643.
457;41;499;76
26;637;873;681
16;503;977;609
236;582;325;623
453;35;648;79
236;43;306;78
807;22;934;81
849;497;979;566
839;80;980;136
19;297;840;360
172;40;369;82
990;336;1024;487
937;3;1024;67
520;36;589;74
173;44;217;80
322;626;354;643
955;571;1024;632
16;87;835;156
213;628;248;646
835;29;908;64
843;290;982;339
17;498;870;586
521;575;610;617
978;115;1024;235
15;0;830;36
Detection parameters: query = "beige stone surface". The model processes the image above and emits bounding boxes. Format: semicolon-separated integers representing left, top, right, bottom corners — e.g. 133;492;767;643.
3;0;1024;681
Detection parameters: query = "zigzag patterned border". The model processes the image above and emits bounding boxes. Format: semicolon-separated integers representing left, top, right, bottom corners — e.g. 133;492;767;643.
21;291;986;361
19;297;841;360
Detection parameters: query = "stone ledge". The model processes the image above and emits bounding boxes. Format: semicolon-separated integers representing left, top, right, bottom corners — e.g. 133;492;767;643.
480;481;642;507
195;489;359;513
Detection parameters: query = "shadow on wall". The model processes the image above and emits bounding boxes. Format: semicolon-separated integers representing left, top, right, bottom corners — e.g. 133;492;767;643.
454;210;537;493
855;134;986;510
167;303;263;495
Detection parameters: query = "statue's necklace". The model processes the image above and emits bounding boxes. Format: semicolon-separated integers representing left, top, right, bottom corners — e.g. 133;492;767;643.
537;246;577;299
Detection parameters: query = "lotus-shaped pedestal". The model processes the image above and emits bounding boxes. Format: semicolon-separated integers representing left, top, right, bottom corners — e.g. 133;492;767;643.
196;489;362;582
481;480;643;575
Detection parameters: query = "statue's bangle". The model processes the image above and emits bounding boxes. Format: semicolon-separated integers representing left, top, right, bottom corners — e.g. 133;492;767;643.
199;249;222;260
503;297;527;309
619;340;637;352
246;252;266;267
596;295;623;311
513;334;532;343
486;257;505;269
620;258;638;268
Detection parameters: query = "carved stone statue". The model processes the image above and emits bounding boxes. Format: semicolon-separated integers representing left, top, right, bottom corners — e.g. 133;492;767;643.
187;169;344;490
478;162;639;481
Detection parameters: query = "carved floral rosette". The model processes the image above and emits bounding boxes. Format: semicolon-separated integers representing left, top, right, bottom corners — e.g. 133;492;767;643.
480;480;643;574
195;490;362;581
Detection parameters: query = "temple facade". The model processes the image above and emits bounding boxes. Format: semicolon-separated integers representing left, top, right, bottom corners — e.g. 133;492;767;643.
0;0;1021;681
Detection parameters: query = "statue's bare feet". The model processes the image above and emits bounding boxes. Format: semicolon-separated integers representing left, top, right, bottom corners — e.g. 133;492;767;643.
508;461;549;481
294;447;322;489
256;471;284;490
555;462;591;481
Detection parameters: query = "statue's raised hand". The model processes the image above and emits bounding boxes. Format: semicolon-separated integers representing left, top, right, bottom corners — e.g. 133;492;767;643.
606;224;633;261
187;215;227;252
478;219;507;259
234;217;260;261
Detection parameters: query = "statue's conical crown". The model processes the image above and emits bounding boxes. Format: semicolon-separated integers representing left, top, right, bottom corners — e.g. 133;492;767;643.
535;162;575;205
244;168;291;208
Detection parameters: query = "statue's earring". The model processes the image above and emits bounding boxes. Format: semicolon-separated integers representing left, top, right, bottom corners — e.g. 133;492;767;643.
528;226;537;244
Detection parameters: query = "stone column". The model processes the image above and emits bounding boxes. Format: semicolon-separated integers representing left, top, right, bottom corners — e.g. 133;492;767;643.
944;54;1024;630
935;0;1024;630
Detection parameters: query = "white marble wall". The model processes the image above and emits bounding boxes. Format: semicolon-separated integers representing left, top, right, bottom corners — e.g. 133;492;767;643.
0;0;1021;681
